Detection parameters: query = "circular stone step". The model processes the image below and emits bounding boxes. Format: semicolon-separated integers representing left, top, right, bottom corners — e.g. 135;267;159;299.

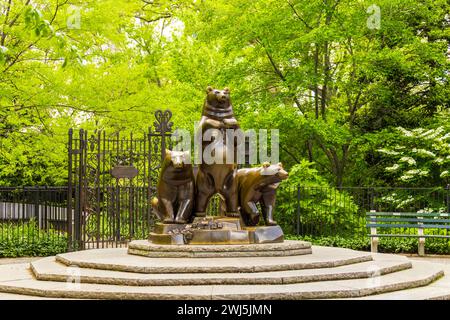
128;240;312;258
55;245;373;274
0;260;444;300
30;255;412;286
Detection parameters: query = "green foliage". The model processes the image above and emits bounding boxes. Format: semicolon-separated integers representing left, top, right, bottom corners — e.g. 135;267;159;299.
0;0;448;256
0;0;448;190
286;234;450;255
24;6;54;37
185;0;449;187
0;220;68;257
286;234;371;251
276;161;364;235
282;160;329;187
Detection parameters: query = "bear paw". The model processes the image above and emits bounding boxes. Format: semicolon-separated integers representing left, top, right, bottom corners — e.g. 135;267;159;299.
163;218;175;224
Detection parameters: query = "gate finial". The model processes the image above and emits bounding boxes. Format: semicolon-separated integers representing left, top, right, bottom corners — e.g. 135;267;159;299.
153;110;173;133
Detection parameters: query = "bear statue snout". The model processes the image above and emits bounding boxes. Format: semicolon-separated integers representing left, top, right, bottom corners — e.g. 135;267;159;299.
172;157;184;168
171;152;186;168
278;168;289;180
173;161;184;168
217;91;228;103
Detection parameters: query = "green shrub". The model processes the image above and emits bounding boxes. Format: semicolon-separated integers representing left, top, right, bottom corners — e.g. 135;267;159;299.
276;161;365;236
0;219;68;257
286;234;450;255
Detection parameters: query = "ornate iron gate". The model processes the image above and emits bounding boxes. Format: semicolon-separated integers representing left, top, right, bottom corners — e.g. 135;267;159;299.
67;110;173;250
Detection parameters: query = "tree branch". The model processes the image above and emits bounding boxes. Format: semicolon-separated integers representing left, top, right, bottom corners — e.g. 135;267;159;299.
256;38;308;117
280;145;301;163
287;0;313;30
135;14;172;23
2;40;39;73
8;0;31;28
0;0;13;46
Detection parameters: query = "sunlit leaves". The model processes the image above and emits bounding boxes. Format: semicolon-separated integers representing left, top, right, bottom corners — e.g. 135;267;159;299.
0;0;448;187
24;6;53;37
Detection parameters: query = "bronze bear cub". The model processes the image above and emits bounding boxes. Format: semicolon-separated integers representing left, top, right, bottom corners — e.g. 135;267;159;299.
151;150;194;224
237;162;289;226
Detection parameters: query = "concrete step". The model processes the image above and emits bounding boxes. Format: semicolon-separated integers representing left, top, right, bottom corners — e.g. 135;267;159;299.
0;261;443;299
30;254;412;286
128;240;312;258
0;263;69;300
55;246;373;274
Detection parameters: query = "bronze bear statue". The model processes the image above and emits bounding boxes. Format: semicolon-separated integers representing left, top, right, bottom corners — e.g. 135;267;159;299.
151;150;194;224
237;162;288;226
195;86;241;216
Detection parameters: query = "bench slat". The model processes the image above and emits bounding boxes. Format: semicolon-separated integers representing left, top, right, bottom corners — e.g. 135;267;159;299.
365;212;450;249
366;223;450;229
368;234;450;239
366;212;449;217
366;217;450;223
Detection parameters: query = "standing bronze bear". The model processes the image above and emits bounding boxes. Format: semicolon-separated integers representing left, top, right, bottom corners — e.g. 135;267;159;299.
195;86;241;216
237;162;289;226
151;150;194;224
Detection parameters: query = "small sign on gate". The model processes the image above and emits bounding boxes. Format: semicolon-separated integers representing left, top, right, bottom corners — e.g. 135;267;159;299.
111;165;139;179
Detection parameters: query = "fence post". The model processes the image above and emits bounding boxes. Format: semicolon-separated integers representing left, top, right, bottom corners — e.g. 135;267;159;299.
33;187;39;223
43;185;48;231
147;127;152;232
446;185;450;239
296;186;301;236
447;184;450;213
67;128;73;251
74;129;84;250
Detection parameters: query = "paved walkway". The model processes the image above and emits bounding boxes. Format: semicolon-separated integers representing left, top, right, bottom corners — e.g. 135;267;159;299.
0;257;41;265
0;258;47;299
400;254;450;265
0;258;41;299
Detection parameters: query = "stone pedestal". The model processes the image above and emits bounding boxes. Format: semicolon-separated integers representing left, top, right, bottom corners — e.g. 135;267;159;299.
149;216;284;245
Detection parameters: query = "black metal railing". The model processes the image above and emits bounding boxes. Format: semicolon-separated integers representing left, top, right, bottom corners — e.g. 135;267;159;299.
276;186;450;238
79;186;152;249
0;186;68;227
1;185;449;253
0;187;69;255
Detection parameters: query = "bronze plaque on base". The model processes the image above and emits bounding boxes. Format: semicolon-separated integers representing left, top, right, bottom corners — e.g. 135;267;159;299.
149;216;284;245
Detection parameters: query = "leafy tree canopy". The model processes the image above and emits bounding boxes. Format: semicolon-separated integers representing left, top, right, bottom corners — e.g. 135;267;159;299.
0;0;448;187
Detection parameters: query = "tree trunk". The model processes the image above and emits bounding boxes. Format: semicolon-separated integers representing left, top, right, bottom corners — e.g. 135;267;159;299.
314;45;320;119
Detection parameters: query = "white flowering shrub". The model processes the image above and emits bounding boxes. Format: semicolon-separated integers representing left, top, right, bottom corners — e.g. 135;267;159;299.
378;125;450;186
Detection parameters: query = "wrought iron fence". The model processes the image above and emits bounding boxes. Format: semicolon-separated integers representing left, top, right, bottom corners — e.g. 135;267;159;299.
0;187;69;254
0;187;68;227
276;186;450;238
79;186;151;249
67;110;174;250
1;185;449;252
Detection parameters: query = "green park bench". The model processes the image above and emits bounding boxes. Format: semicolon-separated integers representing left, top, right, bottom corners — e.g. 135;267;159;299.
366;211;450;256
